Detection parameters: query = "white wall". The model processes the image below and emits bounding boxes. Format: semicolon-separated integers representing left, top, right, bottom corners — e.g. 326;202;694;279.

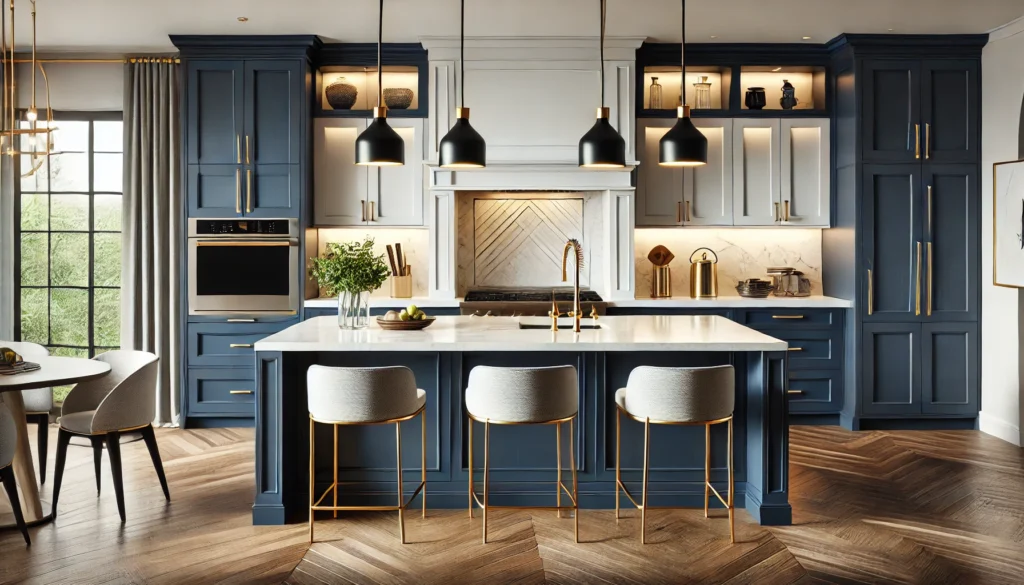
981;17;1024;446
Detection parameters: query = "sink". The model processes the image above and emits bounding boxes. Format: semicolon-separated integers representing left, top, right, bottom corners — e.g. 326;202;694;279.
517;317;603;330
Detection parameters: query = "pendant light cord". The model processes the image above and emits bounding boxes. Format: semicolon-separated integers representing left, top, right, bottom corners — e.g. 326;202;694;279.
377;0;383;108
599;0;606;106
460;0;465;108
680;0;686;107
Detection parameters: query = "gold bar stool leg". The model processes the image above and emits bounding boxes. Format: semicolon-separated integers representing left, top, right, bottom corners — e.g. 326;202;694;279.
615;409;620;520
421;410;427;519
704;423;710;518
468;416;473;519
570;415;578;544
728;417;735;544
333;424;338;519
309;418;315;544
397;421;405;544
556;421;562;518
641;417;650;544
483;419;490;544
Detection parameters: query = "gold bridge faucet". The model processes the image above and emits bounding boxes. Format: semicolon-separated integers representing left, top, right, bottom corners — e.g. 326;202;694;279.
561;238;584;333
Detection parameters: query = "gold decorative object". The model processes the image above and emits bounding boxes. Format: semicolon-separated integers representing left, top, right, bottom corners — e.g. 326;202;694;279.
648;245;675;298
560;238;585;333
390;265;412;298
1;0;57;176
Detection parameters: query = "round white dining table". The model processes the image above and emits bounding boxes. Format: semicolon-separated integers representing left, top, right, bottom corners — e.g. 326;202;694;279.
0;356;111;527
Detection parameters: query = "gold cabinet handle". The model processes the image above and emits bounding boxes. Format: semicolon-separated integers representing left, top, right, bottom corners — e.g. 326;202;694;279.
369;200;376;222
246;135;251;165
784;200;790;222
236;135;241;164
927;242;933;317
235;168;241;214
685;200;691;222
229;390;254;395
229;343;253;348
924;123;930;160
927;185;933;235
226;318;256;323
772;315;805;320
916;242;924;315
787;390;804;395
246;169;253;213
787;347;803;352
676;201;682;224
361;200;367;222
774;201;780;222
914;123;920;159
867;269;873;315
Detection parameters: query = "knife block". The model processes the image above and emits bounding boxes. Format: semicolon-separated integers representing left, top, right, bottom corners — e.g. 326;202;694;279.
390;266;412;299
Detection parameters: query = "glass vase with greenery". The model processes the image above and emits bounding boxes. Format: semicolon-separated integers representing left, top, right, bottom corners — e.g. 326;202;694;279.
309;238;390;329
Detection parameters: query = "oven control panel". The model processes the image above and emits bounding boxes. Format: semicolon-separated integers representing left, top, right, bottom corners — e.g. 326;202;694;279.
192;219;292;236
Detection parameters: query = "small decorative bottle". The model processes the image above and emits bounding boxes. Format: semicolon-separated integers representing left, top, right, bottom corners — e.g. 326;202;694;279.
693;75;712;109
780;79;799;110
649;76;663;109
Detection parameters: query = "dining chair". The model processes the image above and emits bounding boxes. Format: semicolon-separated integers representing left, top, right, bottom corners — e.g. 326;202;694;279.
0;341;53;484
0;402;31;544
51;350;169;523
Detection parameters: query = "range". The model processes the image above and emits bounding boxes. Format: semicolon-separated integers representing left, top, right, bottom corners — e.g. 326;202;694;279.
460;288;606;317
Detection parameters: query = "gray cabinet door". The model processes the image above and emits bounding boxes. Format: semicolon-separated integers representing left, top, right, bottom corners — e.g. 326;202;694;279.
921;60;979;165
313;118;369;226
732;118;781;226
683;118;733;226
636;120;683;226
780;119;830;227
862;323;921;416
369;118;424;226
921;322;978;415
187;61;244;166
862;60;921;163
862;165;924;322
923;165;978;321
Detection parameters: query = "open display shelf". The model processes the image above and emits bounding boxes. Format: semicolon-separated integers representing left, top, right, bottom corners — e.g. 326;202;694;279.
313;43;428;118
739;65;826;112
317;66;420;115
640;66;731;116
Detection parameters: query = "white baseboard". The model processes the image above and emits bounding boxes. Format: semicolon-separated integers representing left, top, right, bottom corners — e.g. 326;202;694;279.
979;411;1022;446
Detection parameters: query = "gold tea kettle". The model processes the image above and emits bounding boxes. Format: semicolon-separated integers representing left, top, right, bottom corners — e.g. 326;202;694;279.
689;247;719;299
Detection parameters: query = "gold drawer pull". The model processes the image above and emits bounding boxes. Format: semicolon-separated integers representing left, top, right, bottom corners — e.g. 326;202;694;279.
787;390;804;395
229;390;254;395
229;343;253;348
227;318;256;323
787;347;803;352
772;315;805;320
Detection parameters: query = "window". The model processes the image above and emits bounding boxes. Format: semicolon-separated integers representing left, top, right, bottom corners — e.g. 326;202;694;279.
15;113;124;380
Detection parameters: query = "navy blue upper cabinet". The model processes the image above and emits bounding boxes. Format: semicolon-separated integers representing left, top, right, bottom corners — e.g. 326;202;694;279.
924;165;978;321
921;61;979;164
186;61;244;166
862;60;920;163
862;164;923;322
245;60;302;165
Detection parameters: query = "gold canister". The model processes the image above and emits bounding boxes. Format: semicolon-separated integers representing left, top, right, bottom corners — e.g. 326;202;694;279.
688;247;719;299
390;266;412;298
652;266;672;298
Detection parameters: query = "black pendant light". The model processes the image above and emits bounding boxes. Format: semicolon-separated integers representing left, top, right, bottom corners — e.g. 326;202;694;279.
439;0;486;168
659;0;707;167
579;0;626;168
355;0;405;166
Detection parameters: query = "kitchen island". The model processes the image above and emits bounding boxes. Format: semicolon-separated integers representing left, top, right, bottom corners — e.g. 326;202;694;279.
252;315;791;526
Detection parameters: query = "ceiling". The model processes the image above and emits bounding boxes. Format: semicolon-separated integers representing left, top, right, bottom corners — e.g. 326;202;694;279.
11;0;1024;53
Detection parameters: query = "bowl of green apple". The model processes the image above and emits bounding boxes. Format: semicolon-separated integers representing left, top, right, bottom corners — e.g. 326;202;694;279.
376;304;436;330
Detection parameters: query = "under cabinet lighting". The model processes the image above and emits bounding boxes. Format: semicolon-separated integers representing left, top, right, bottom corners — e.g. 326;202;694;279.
237;16;248;22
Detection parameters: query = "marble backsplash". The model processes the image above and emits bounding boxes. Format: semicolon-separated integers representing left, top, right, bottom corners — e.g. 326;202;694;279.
315;228;430;298
634;229;823;298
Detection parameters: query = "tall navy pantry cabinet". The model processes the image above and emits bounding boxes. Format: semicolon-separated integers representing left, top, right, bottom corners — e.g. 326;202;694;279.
172;35;320;427
825;35;985;430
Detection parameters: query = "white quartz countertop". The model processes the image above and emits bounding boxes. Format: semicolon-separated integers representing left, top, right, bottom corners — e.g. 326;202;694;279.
254;315;787;352
302;295;850;309
304;297;462;309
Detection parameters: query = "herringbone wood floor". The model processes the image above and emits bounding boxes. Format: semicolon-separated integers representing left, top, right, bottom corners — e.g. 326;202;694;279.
0;426;1022;584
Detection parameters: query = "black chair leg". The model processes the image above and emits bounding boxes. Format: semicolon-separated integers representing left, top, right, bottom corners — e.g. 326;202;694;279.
140;424;170;501
106;431;126;523
90;436;104;495
31;414;48;485
1;466;31;545
51;427;72;519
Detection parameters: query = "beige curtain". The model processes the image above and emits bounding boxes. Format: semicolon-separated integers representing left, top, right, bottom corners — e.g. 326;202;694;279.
121;60;181;426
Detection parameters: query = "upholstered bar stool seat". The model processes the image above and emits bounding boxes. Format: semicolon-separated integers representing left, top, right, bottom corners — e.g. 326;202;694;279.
0;341;53;484
306;365;427;544
465;365;580;543
615;365;736;543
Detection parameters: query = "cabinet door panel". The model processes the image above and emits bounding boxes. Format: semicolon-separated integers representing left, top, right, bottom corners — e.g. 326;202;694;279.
862;165;923;321
245;60;302;166
921;322;978;415
788;370;843;413
925;165;977;321
921;60;979;164
684;118;733;226
862;323;920;416
188;164;241;217
188;368;255;416
636;120;683;226
248;164;300;218
732;119;780;226
187;61;244;165
780;119;830;227
862;60;921;163
313;118;368;226
369;119;424;226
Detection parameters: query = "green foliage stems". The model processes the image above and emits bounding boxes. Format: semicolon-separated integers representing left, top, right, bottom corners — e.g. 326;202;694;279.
309;237;391;298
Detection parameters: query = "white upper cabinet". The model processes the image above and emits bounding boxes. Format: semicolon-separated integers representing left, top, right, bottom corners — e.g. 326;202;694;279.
732;118;781;226
368;119;425;226
780;119;830;226
684;118;733;226
637;120;684;226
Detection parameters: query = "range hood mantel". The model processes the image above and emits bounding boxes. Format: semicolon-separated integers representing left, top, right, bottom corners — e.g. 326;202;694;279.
426;162;635;192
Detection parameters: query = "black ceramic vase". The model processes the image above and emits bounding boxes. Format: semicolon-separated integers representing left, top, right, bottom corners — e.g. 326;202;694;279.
745;87;767;110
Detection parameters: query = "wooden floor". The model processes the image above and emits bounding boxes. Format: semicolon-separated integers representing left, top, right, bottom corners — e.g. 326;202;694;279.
0;425;1021;584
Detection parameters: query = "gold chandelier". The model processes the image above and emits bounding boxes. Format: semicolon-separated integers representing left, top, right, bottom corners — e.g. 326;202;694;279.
2;0;56;176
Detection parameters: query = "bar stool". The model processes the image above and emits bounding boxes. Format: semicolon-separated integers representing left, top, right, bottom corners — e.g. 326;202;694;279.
614;365;735;544
465;365;579;544
307;365;426;544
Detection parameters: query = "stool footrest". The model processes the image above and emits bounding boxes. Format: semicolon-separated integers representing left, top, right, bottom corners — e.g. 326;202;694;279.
616;479;732;511
314;480;426;511
470;482;577;511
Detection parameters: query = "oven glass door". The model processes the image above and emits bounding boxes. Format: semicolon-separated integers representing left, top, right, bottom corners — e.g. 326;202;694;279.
189;240;297;314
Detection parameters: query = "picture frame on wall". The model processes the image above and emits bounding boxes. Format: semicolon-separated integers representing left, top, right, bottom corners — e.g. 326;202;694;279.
994;159;1024;288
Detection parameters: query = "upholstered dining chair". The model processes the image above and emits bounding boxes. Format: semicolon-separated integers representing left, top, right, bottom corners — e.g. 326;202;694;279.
0;402;31;544
51;350;169;523
0;341;53;484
